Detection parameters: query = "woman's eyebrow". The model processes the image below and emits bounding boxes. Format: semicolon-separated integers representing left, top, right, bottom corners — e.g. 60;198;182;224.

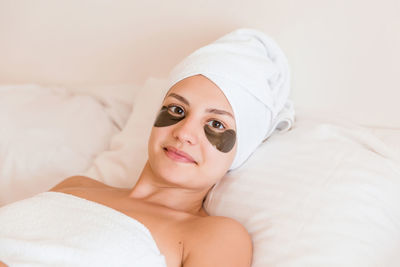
206;108;234;119
166;93;190;106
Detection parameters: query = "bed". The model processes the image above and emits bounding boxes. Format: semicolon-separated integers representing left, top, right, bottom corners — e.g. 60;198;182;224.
1;1;400;266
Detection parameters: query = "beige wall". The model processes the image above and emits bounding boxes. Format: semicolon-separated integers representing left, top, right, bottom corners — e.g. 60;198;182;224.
0;0;399;127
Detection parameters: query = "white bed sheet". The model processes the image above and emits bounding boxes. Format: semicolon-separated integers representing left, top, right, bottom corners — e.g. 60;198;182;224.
1;79;399;266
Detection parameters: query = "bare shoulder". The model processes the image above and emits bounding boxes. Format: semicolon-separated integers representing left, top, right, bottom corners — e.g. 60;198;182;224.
49;175;106;191
183;215;253;267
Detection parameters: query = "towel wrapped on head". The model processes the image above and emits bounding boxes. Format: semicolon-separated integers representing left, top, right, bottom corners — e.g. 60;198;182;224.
168;28;294;170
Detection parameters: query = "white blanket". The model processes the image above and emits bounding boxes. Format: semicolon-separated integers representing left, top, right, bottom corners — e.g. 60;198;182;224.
0;192;167;267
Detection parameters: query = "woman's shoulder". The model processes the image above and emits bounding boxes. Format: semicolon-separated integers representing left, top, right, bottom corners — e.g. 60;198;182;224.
182;215;253;267
50;175;108;192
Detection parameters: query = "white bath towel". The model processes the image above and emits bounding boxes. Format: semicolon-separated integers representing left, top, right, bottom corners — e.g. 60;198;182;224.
0;192;167;267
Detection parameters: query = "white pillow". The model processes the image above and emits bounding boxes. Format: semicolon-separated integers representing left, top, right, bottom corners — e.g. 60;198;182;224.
205;111;400;266
83;78;169;187
0;84;124;206
85;78;400;266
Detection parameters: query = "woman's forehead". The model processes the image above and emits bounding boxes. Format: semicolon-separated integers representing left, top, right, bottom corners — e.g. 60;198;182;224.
167;75;233;113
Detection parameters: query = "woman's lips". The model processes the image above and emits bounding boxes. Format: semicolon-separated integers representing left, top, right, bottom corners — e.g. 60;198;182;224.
164;146;197;164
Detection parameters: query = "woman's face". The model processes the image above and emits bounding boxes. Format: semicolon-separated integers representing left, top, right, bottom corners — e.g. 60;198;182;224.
147;75;237;191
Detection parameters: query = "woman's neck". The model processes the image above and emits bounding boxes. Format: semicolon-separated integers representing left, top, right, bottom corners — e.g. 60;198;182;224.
128;162;210;216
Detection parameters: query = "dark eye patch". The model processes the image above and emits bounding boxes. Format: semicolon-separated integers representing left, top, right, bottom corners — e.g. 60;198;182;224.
204;125;236;153
154;106;185;127
154;106;236;153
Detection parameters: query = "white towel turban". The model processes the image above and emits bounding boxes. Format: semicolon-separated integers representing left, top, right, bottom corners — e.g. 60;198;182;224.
168;28;294;170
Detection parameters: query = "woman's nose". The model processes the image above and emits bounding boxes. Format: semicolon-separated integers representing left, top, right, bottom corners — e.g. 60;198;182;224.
172;116;199;145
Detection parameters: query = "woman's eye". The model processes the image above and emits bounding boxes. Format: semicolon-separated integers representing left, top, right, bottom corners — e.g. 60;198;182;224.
168;105;185;117
207;120;225;130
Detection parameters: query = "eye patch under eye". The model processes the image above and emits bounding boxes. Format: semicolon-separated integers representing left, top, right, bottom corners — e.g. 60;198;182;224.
154;106;185;127
204;125;236;153
154;106;236;153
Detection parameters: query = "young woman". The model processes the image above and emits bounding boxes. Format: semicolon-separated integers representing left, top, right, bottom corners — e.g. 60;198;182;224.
50;74;251;267
0;28;292;266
